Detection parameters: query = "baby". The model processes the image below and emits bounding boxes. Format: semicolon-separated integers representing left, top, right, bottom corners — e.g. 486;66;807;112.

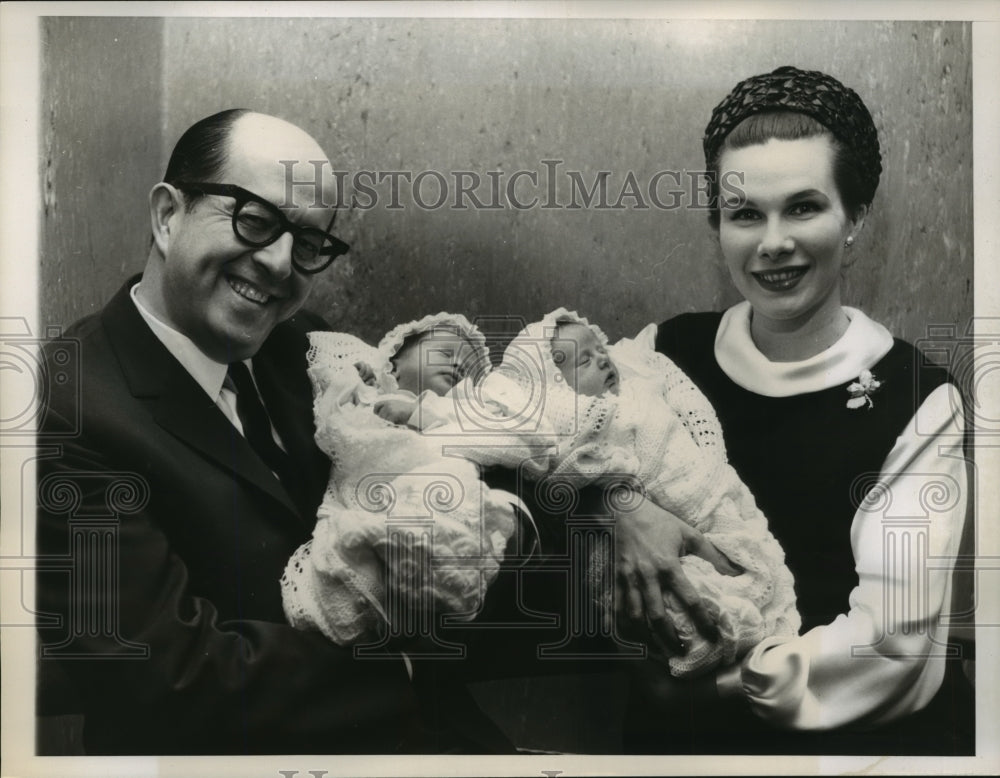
280;313;521;646
492;308;800;677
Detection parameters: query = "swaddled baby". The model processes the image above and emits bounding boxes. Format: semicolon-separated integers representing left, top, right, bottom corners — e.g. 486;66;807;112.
492;308;800;676
280;313;522;645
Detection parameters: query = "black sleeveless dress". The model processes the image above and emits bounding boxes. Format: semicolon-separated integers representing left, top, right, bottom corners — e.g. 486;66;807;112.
621;311;973;755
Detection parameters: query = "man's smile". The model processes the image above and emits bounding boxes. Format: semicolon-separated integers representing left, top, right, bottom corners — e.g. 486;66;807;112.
228;275;276;305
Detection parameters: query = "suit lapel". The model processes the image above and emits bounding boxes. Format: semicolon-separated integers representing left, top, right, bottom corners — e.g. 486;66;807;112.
154;371;300;518
252;314;331;520
101;279;302;521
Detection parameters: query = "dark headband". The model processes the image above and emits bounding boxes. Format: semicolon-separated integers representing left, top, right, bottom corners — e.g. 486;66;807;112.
703;66;882;205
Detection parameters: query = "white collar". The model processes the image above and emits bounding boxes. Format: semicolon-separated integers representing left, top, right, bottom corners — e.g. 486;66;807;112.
714;301;894;397
130;283;233;400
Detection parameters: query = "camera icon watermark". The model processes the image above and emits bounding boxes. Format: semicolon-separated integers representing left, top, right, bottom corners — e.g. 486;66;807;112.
2;320;85;633
0;318;80;438
915;317;1000;437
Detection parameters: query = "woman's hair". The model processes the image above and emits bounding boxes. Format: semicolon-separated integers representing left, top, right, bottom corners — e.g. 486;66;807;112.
702;66;881;229
707;111;870;228
163;108;251;210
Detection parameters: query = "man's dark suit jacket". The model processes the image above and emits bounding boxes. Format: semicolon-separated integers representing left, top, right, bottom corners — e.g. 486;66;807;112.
35;278;506;755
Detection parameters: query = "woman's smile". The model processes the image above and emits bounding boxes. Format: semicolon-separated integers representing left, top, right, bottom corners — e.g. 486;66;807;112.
751;266;809;292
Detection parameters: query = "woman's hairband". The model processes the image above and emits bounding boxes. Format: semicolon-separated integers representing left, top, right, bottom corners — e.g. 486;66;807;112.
703;65;882;204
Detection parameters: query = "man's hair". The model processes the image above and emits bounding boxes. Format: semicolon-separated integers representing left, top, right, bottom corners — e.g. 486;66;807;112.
163;108;251;209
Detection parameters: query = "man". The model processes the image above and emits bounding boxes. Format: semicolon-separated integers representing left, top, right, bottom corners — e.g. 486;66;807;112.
35;109;509;755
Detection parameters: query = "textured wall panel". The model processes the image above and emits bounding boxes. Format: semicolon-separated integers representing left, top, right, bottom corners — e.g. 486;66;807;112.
40;17;164;328
41;19;972;347
156;18;972;350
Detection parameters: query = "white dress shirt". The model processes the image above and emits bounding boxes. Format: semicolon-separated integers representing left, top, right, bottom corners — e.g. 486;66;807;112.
130;283;281;447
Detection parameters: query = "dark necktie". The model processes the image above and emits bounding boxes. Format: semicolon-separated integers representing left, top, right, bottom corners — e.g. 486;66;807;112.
226;361;294;489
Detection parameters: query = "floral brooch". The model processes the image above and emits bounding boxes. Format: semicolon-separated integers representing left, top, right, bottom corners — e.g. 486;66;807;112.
847;369;883;410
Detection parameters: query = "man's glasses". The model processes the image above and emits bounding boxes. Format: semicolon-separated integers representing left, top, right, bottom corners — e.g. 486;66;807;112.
172;182;349;274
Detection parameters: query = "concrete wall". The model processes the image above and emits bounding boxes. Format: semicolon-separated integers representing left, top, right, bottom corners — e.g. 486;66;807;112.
42;18;972;353
40;17;164;328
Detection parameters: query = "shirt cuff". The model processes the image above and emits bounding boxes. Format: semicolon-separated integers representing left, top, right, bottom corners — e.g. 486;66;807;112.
716;661;744;698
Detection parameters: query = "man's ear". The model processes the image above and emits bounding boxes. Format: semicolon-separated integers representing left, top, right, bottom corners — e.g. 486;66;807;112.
149;183;181;256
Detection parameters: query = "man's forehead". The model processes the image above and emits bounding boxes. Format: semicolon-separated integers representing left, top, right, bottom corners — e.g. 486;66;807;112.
223;114;338;210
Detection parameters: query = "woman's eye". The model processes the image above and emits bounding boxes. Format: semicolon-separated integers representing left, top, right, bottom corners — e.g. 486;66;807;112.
728;208;760;222
789;201;820;217
580;356;591;366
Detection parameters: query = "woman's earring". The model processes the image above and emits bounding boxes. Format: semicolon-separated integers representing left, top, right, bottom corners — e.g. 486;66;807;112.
845;235;855;248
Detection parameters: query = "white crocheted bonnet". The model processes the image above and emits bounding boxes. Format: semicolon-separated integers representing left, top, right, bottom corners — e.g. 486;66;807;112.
499;308;727;458
493;307;613;437
377;312;491;379
498;307;609;389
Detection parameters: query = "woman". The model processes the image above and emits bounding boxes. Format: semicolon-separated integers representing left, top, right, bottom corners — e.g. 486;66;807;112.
622;66;972;755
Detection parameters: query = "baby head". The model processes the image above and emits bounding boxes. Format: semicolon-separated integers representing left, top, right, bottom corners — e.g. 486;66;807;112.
551;320;619;397
499;308;619;399
392;327;476;395
379;313;489;396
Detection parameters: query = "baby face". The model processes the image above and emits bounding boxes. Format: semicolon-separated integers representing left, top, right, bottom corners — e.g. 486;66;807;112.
551;322;619;396
392;328;477;396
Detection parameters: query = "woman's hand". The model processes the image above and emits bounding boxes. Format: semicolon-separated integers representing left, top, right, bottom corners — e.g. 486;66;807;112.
374;397;418;425
614;494;740;653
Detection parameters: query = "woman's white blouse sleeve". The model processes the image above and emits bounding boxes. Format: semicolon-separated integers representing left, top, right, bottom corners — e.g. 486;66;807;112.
722;383;969;729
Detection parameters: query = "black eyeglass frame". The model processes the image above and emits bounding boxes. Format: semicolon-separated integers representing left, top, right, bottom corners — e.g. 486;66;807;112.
172;181;349;274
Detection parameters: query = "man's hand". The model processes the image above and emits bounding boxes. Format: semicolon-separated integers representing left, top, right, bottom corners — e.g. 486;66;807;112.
374;397;418;425
354;361;377;386
614;493;740;653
